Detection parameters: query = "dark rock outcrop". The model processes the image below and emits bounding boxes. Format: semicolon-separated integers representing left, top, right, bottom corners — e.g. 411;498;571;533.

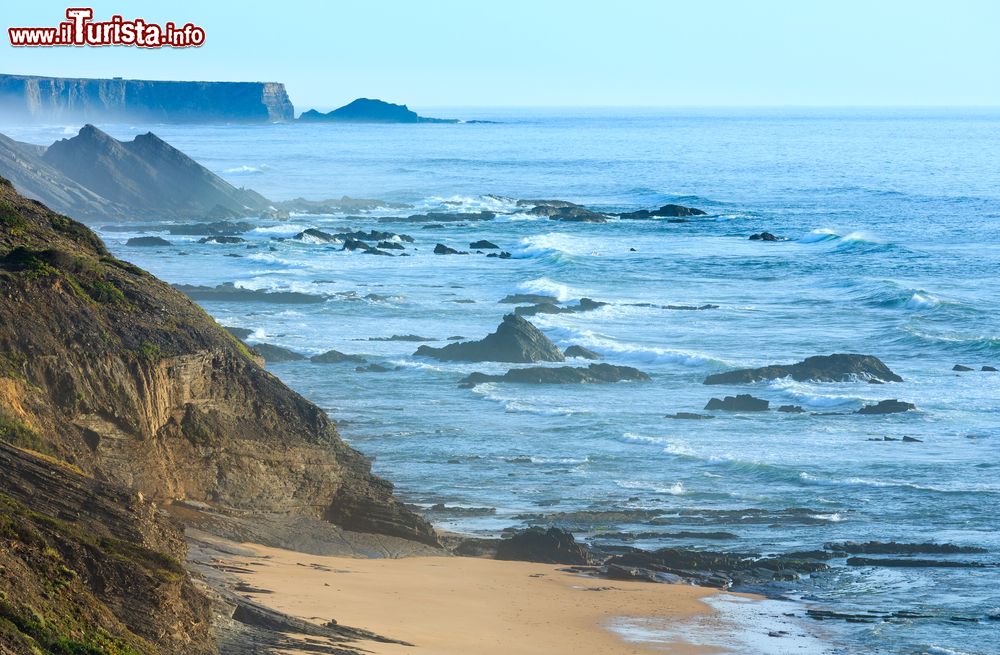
564;345;601;360
528;204;608;223
749;232;783;241
778;405;805;413
298;98;457;123
415;314;564;363
175;282;327;304
433;243;466;255
495;527;593;565
856;399;916;415
397;211;495;223
251;343;307;362
618;204;707;220
0;178;436;546
705;394;770;411
470;239;499;249
126;236;172;247
500;293;558;304
984;366;998;372
514;298;608;317
704;354;902;385
311;350;367;364
604;547;827;588
666;412;714;420
459;363;650;388
0;73;293;123
198;235;246;244
826;541;988;555
953;364;974;372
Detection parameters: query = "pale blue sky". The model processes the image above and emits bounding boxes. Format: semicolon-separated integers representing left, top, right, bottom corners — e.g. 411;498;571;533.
2;1;999;110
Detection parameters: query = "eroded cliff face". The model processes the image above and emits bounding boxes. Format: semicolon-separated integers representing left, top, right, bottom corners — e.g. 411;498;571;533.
0;177;436;545
0;442;215;655
0;74;294;123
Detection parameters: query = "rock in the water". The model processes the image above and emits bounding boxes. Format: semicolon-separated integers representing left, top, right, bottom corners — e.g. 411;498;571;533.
953;364;974;371
515;298;608;317
529;205;608;223
778;405;805;413
356;363;393;373
856;399;916;415
826;541;987;555
983;366;998;372
470;239;499;249
174;282;327;304
224;326;254;339
666;412;714;420
564;345;601;360
415;314;564;363
378;240;405;250
846;557;985;568
749;232;783;241
126;236;171;246
495;527;593;565
704;354;902;385
198;235;246;244
252;343;307;362
433;243;467;255
618;204;707;220
311;350;367;364
705;394;769;412
459;363;650;388
500;293;559;304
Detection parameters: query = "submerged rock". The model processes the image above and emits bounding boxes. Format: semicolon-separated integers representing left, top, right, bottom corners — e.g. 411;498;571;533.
459;363;650;388
515;297;609;317
529;205;608;223
564;345;601;360
198;235;246;244
778;405;805;413
856;399;916;415
826;541;988;555
666;412;714;420
433;243;466;255
846;557;986;568
705;394;769;412
704;354;902;385
495;527;594;565
400;211;495;223
617;204;707;220
749;232;784;241
415;314;564;363
126;236;171;247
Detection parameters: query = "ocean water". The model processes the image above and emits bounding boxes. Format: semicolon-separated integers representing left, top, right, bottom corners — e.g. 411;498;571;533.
9;108;1000;654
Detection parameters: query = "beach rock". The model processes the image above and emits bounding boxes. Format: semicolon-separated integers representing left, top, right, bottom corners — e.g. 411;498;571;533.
433;243;466;255
252;343;307;362
604;548;827;588
983;366;998;372
126;236;172;247
415;314;564;363
459;363;651;388
617;204;707;220
826;541;988;555
311;350;367;364
495;527;594;565
198;235;246;244
749;232;783;241
953;364;974;371
470;239;499;249
778;405;805;413
856;399;916;415
704;354;902;385
666;412;714;420
705;394;769;412
564;345;601;360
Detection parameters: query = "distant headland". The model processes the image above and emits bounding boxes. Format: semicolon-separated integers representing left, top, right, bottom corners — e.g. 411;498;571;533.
298;98;457;123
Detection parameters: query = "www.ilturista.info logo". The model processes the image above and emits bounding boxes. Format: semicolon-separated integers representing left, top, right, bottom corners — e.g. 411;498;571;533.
8;8;205;48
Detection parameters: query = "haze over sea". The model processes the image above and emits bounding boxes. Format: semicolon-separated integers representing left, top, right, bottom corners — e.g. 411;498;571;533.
9;107;999;655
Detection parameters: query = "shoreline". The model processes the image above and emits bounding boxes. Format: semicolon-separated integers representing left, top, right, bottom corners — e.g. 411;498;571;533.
215;538;732;655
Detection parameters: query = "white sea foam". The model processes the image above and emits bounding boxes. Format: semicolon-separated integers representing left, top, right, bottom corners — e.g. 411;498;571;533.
515;276;579;302
542;325;718;367
223;164;269;174
615;479;687;495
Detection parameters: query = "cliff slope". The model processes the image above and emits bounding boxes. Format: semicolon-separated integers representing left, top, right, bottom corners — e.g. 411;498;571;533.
0;74;294;123
0;176;436;546
0;441;214;655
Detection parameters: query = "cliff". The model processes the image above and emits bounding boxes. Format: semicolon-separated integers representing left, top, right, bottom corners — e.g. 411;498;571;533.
0;74;294;123
299;98;458;123
0;442;215;655
0;125;275;221
0;176;436;546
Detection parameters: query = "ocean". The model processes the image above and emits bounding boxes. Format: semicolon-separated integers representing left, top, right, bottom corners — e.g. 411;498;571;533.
8;107;999;654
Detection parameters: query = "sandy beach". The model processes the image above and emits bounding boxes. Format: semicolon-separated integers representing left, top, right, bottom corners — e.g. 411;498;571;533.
219;541;729;655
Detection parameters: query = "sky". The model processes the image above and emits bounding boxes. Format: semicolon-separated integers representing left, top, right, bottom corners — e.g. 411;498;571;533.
2;1;999;110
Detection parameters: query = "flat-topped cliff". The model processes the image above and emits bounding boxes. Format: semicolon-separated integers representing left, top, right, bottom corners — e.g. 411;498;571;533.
0;73;295;123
